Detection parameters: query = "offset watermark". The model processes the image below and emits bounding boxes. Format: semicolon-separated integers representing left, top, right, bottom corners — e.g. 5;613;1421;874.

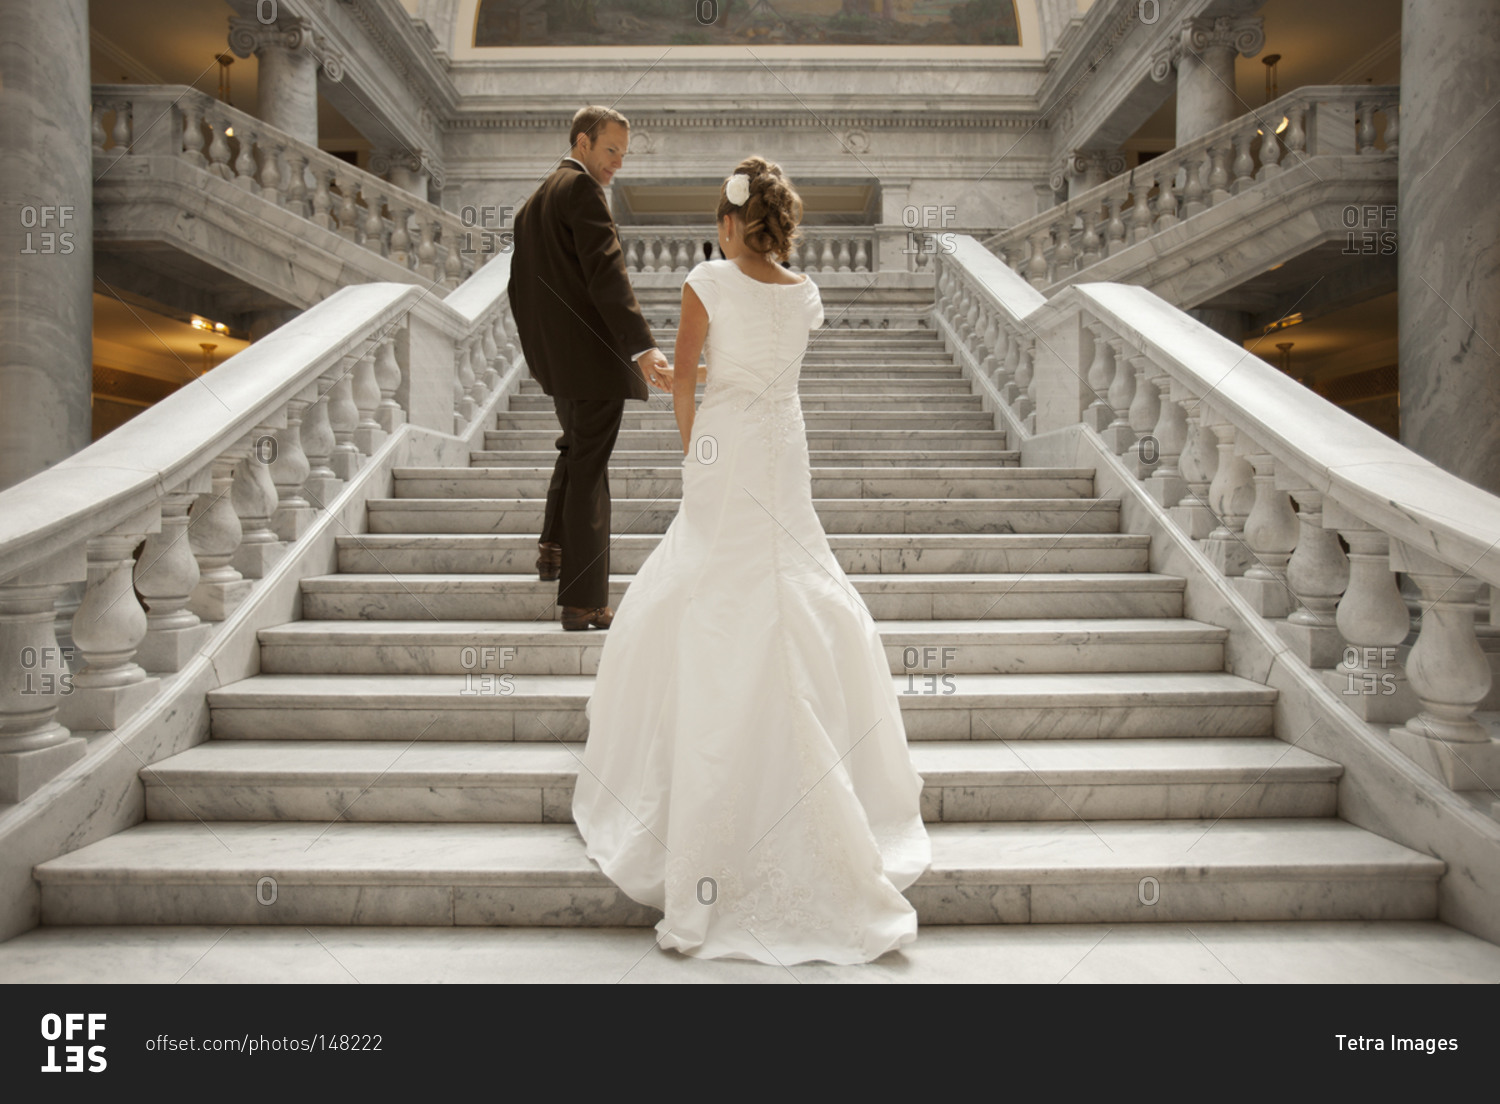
458;205;515;257
1341;204;1397;255
17;646;75;696
458;645;517;696
901;645;957;695
18;206;77;255
1341;645;1400;697
902;204;958;257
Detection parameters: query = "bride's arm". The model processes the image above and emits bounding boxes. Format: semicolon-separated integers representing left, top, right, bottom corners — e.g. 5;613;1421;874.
674;284;709;455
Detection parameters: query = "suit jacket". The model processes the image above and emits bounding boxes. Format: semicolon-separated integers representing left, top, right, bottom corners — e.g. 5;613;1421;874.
507;160;654;401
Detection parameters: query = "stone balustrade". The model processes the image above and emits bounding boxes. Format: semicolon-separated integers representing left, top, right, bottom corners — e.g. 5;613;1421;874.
983;85;1400;289
618;226;876;275
91;85;490;289
0;256;524;803
934;235;1500;796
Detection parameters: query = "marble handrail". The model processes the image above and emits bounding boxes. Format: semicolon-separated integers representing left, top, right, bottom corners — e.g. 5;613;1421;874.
0;254;524;801
934;236;1500;778
618;226;875;274
983;85;1400;288
90;85;493;289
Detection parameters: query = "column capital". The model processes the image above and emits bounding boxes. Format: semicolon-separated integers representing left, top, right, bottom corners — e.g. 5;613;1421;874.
228;14;345;82
1151;15;1264;82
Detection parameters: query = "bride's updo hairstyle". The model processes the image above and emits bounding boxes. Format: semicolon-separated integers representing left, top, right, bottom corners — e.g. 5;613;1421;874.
717;156;803;264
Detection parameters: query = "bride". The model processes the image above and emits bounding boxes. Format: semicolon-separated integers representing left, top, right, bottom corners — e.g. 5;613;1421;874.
571;157;931;966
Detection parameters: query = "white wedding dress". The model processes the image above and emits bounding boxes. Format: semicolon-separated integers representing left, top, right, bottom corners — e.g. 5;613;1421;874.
571;258;931;966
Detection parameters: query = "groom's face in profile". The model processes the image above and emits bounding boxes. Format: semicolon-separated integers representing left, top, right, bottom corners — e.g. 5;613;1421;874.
574;122;629;187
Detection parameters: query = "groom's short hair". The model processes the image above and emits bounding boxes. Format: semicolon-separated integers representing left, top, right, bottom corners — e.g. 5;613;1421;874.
570;105;630;148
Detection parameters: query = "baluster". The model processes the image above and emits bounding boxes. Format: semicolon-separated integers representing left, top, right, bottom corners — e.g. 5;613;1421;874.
92;103;107;153
416;219;438;279
187;444;254;621
456;342;479;426
232;126;259;193
54;510;163;733
1102;336;1136;454
1283;104;1307;161
282;149;309;216
1382;102;1399;154
1025;229;1050;288
1103;192;1127;257
1206;143;1232;206
111;101;132;153
300;377;342;510
1257;120;1282;180
362;188;387;255
1230;446;1299;617
466;336;487;408
1152;167;1179;232
1125;353;1159;478
374;335;407;429
180;101;206;167
998;322;1021;406
1079;209;1102;267
1082;322;1113;431
452;350;470;437
269;391;315;541
1274;487;1349;667
135;474;213;674
1013;340;1035;428
1128;181;1154;244
443;231;465;287
819;237;837;272
1230;128;1256;193
0;553;89;801
326;359;363;480
1169;396;1218;539
624;237;640;272
1388;542;1495;760
1181;153;1208;218
1322;500;1417;721
479;317;500;392
1052;216;1077;277
976;307;999;381
206;113;233;179
640;237;658;274
1143;368;1187;505
258;137;284;206
349;346;385;454
304;167;333;231
230;426;284;579
853;237;870;273
835;238;852;272
1010;237;1029;275
1200;406;1255;576
333;171;360;240
1357;102;1378;154
675;239;693;272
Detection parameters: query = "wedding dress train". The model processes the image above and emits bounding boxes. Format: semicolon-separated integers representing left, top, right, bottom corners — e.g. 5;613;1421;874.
571;258;931;966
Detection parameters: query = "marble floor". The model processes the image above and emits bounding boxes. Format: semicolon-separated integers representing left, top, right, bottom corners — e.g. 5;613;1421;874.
1;921;1497;984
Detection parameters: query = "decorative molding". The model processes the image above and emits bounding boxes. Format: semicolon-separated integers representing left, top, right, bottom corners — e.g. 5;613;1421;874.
446;111;1045;133
1151;15;1265;83
228;15;347;83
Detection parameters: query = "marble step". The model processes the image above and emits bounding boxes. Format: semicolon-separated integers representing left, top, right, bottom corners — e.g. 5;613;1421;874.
34;819;1442;926
652;328;942;344
335;533;1152;575
299;572;1185;621
140;738;1341;824
514;378;976;396
490;410;998;433
365;497;1119;536
469;449;1020;468
208;671;1276;742
483;429;1007;451
506;393;986;412
392;466;1095;500
255;618;1227;676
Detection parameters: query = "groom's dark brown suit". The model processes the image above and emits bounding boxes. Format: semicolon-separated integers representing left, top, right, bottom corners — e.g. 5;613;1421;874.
507;158;656;611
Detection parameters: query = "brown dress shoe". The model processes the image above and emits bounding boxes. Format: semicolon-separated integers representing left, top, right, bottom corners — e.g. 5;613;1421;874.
536;541;561;582
561;605;614;631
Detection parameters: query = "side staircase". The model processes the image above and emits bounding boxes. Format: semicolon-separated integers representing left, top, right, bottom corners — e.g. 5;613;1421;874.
33;324;1444;929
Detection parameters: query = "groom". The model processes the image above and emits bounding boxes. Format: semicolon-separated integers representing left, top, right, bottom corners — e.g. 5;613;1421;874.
507;105;672;631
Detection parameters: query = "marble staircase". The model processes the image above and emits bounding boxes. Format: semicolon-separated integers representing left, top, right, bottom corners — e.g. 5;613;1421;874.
32;325;1445;930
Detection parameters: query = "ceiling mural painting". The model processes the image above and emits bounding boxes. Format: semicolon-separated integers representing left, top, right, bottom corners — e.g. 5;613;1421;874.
474;0;1022;48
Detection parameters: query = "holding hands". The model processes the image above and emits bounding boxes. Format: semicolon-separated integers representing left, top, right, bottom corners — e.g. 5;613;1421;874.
637;348;673;390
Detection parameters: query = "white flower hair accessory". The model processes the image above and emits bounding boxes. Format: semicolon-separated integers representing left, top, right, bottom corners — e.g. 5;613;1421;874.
725;172;751;206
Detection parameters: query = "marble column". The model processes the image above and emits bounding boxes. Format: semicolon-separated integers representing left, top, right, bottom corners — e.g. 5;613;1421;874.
1398;0;1500;496
228;15;344;148
0;0;92;490
1152;16;1265;147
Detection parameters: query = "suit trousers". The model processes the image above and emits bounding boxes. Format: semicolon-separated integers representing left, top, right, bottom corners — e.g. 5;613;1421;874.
540;394;626;609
